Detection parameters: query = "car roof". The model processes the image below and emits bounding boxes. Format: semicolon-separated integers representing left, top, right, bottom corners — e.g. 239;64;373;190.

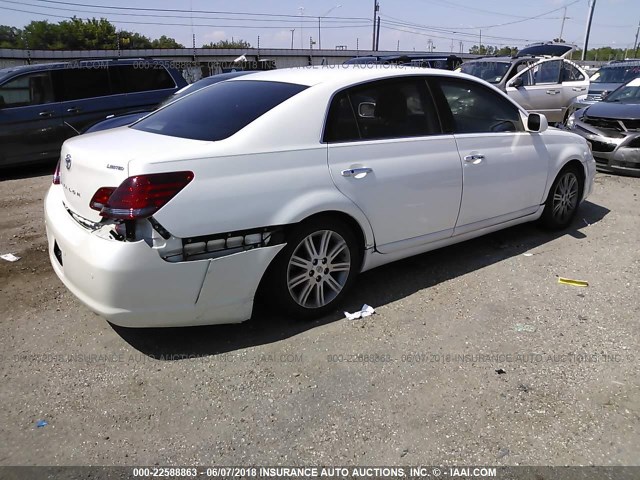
600;60;640;69
464;56;517;63
227;65;470;88
0;58;168;79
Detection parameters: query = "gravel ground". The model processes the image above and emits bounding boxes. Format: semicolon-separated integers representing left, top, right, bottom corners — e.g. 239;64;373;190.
0;164;638;467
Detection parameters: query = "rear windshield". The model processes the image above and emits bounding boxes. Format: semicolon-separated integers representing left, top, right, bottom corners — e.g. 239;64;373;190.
132;80;307;141
460;61;511;84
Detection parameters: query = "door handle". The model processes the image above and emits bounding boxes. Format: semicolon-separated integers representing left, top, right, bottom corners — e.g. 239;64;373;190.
66;107;81;113
572;87;586;92
546;90;560;95
341;167;373;177
38;110;54;117
463;154;485;165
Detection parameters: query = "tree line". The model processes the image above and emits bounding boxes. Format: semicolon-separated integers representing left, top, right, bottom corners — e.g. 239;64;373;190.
0;18;251;50
468;44;637;61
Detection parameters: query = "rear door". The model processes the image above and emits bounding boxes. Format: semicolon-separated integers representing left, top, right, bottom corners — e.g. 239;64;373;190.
0;70;66;166
326;76;463;253
558;60;589;115
54;65;123;134
506;58;565;122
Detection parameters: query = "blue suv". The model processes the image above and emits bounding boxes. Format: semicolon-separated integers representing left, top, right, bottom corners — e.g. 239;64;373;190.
0;59;187;168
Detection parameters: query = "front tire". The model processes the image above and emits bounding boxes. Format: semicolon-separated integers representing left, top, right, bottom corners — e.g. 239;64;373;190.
540;165;583;229
267;218;360;320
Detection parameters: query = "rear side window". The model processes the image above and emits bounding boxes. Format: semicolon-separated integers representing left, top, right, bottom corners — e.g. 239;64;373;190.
0;72;54;107
110;65;175;93
55;68;111;101
132;80;307;141
324;77;440;142
561;63;585;82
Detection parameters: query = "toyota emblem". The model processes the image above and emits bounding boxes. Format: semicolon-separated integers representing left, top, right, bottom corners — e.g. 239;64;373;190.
65;154;72;170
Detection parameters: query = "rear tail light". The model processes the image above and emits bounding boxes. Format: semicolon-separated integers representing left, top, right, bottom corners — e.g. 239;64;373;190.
52;159;61;185
91;171;194;220
89;187;116;211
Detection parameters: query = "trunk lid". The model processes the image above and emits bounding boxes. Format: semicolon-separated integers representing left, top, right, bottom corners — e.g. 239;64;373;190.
58;126;203;222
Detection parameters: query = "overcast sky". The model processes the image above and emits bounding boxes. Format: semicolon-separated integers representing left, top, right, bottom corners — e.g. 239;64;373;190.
1;0;638;52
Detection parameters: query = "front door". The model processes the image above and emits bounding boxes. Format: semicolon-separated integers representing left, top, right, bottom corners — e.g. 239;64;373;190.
430;77;549;233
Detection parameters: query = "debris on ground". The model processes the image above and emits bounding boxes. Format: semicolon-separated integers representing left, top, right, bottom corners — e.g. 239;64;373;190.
522;253;533;257
497;447;510;458
557;277;589;287
514;323;537;333
495;368;507;375
36;420;48;428
344;304;375;320
1;253;21;262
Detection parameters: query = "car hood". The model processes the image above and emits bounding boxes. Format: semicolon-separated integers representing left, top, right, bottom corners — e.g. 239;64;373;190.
584;101;640;121
588;82;620;95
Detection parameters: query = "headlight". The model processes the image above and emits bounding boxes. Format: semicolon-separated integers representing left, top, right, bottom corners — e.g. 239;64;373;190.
566;113;576;129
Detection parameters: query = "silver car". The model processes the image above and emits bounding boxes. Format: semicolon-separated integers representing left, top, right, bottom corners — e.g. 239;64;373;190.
505;57;589;123
461;43;589;124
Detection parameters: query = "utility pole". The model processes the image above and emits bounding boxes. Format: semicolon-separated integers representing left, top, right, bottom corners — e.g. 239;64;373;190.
375;15;381;51
581;0;597;61
290;29;295;49
299;6;304;50
559;7;569;41
372;0;379;50
633;20;640;58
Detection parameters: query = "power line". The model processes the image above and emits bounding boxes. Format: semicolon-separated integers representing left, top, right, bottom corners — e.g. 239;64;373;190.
23;0;370;21
0;3;370;29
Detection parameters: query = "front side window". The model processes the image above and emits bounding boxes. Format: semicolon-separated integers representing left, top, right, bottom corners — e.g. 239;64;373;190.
0;72;54;108
324;77;440;142
434;78;523;134
533;60;562;84
132;80;307;141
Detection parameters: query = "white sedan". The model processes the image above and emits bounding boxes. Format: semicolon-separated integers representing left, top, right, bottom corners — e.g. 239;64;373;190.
45;66;595;327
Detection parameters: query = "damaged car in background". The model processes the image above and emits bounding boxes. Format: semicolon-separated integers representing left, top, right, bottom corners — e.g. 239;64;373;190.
566;77;640;176
45;67;595;328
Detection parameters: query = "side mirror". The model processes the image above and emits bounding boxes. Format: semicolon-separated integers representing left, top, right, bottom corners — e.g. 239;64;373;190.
511;76;524;88
527;112;548;133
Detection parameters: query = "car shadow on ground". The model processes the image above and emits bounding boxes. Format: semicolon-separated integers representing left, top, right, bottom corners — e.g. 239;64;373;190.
0;160;58;181
113;200;610;359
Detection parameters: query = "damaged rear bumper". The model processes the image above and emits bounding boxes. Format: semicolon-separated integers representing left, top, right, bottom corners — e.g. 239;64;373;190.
44;185;283;327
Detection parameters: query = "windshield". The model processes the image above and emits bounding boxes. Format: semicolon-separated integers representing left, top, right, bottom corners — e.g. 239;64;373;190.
132;80;307;141
460;61;511;84
590;65;640;84
604;78;640;103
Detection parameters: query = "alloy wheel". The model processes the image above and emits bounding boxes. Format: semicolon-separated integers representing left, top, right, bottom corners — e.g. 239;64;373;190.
552;171;579;224
286;230;352;309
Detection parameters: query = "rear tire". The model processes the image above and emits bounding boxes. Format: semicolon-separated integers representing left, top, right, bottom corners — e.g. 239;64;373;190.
266;218;360;320
540;165;583;230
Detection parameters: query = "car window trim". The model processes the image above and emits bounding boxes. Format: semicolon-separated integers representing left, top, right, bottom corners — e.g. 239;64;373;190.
322;75;445;144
